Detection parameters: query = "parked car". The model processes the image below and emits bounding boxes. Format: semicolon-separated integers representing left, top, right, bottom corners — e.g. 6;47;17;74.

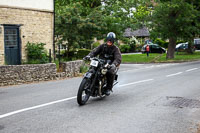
194;38;200;50
175;42;195;52
141;44;166;54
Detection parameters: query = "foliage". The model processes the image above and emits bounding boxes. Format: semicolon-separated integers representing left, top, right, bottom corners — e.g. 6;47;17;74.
152;1;198;40
25;42;49;64
119;44;131;53
76;49;91;59
55;1;104;53
129;39;136;52
120;37;136;52
135;44;143;52
133;5;152;27
80;65;89;73
121;38;130;45
176;40;185;44
55;0;147;53
151;0;200;58
101;0;139;39
153;38;168;48
58;49;91;60
92;42;101;48
54;0;200;60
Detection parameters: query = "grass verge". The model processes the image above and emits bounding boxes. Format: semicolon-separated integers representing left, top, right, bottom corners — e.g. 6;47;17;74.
122;52;200;63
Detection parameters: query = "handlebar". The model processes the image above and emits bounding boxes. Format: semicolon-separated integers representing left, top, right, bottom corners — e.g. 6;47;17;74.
83;57;105;62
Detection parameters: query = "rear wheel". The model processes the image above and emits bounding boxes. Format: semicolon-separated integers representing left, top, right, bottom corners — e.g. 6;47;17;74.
77;78;91;105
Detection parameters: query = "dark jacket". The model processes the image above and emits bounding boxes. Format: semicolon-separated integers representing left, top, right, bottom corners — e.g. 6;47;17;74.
88;44;122;67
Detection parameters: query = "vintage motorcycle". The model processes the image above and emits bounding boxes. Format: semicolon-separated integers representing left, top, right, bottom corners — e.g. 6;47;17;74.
77;57;118;105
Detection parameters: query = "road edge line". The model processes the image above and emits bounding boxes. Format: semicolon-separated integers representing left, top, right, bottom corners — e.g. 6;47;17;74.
0;96;77;119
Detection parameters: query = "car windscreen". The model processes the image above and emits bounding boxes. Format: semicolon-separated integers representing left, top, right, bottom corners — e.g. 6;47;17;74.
176;43;183;48
194;39;200;44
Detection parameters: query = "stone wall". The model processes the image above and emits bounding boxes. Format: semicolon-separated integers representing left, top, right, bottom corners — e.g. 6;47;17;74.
0;60;84;86
59;60;84;77
0;7;53;65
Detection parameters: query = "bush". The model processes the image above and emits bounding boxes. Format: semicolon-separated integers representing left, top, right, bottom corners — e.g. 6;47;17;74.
154;38;168;48
135;44;142;52
80;65;89;73
119;44;131;53
92;42;101;48
129;40;136;52
56;49;91;61
57;50;75;59
176;40;185;44
120;38;136;52
163;42;169;48
121;38;130;44
25;42;49;64
76;49;91;59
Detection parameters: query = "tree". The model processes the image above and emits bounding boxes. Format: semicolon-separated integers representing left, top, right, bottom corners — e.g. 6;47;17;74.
55;0;154;54
151;0;200;59
133;5;152;27
99;0;138;40
184;0;200;53
55;1;104;56
55;0;139;51
102;0;153;41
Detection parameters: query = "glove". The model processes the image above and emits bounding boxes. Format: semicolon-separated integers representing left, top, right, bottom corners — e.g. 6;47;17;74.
110;64;116;69
109;64;116;74
83;55;90;60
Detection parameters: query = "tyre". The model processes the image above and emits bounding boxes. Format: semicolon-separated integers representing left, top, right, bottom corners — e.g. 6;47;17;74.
77;78;91;105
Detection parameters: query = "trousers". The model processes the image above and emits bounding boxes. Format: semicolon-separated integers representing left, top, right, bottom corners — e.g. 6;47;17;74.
106;67;117;90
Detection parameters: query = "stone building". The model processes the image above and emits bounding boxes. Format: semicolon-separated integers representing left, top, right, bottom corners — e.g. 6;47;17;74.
124;27;150;45
0;0;54;65
124;27;150;39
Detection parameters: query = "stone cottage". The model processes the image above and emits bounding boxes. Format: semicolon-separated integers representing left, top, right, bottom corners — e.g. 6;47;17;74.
123;27;150;45
124;27;150;39
0;0;54;65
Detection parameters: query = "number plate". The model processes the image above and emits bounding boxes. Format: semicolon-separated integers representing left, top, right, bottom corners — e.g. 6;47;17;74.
90;60;98;67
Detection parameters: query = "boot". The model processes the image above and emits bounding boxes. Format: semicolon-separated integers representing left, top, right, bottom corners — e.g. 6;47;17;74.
105;88;111;96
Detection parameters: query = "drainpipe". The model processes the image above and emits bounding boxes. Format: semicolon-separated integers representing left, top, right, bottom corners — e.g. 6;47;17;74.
53;0;56;61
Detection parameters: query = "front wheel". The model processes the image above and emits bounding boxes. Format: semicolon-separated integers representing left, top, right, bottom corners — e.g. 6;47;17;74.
77;78;91;105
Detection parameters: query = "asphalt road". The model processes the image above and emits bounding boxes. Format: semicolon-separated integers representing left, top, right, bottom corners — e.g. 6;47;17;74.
1;61;200;133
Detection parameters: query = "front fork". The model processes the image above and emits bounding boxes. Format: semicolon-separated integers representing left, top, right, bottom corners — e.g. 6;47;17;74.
98;77;106;97
85;70;119;96
88;71;99;96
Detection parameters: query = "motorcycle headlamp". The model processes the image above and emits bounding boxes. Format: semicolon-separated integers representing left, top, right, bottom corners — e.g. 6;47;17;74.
101;69;107;75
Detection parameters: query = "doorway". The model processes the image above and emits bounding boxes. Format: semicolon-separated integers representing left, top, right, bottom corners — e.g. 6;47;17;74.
4;26;21;65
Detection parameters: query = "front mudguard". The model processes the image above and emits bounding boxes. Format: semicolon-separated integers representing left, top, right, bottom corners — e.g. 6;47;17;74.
84;72;93;79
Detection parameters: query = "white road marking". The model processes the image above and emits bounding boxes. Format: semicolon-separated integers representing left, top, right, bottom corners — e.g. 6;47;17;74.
166;72;183;77
186;68;198;72
119;64;176;73
0;78;156;119
0;65;197;119
0;96;77;119
118;79;154;87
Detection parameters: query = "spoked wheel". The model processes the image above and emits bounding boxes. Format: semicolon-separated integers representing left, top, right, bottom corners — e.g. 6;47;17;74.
77;78;91;105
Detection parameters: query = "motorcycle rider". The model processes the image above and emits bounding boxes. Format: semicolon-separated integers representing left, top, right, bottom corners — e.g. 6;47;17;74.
84;32;122;95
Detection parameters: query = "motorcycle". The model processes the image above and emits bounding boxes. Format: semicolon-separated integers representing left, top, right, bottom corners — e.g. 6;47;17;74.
77;57;118;105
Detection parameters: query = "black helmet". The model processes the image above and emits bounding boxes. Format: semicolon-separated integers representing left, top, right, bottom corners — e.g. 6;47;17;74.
106;32;116;43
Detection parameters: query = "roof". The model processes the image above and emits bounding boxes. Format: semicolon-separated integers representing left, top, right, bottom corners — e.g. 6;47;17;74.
124;27;150;37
